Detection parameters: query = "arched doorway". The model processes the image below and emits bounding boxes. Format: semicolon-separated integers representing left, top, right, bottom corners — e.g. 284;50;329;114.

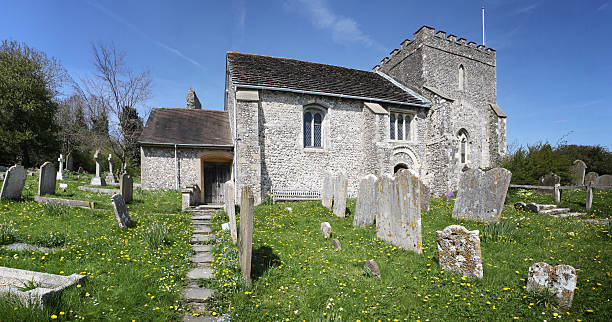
394;163;409;174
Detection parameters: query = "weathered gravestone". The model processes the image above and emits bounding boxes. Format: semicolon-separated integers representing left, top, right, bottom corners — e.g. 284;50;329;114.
111;193;133;228
239;186;254;286
224;181;237;244
584;172;598;186
527;262;577;309
332;173;347;217
90;151;106;186
106;154;117;185
572;160;587;185
332;238;341;251
38;162;56;196
537;173;559;195
452;168;512;222
365;260;380;278
320;222;331;238
120;173;133;203
0;165;26;200
436;225;483;279
65;153;73;172
321;172;334;209
376;170;422;253
353;174;378;227
56;154;65;181
594;174;612;187
420;182;430;212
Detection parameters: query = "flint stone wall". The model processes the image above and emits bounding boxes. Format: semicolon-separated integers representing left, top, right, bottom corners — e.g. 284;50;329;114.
436;225;483;278
0;165;26;200
452;168;511;222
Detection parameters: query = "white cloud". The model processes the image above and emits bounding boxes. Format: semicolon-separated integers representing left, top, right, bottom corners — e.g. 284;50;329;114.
514;3;539;15
597;2;609;11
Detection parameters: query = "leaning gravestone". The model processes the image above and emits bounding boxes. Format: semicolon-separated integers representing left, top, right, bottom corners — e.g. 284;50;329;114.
90;150;106;186
56;154;65;181
224;181;237;244
537;173;560;195
111;193;133;228
65;153;73;171
594;174;612;187
376;170;422;253
106;154;117;185
353;174;378;227
321;172;334;209
332;173;347;217
436;225;483;279
0;165;26;200
452;168;512;222
572;160;587;185
38;162;56;196
365;260;381;278
239;186;254;286
120;173;133;203
527;262;577;309
584;172;598;186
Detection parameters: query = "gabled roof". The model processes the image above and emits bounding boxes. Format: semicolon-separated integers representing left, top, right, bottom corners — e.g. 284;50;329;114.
227;52;429;107
139;107;232;146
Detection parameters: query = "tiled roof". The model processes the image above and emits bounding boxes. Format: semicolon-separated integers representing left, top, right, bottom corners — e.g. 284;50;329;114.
227;52;428;106
139;107;232;146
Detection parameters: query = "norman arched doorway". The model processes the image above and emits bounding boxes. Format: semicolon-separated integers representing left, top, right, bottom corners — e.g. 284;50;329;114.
394;163;409;174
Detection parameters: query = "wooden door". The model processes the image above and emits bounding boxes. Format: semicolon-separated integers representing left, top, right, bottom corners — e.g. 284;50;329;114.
204;162;231;204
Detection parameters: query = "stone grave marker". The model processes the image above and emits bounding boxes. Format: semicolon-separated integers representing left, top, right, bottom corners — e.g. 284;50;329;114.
365;260;380;278
436;225;483;279
224;181;237;244
572;160;587;185
221;222;230;231
420;182;430;212
56;154;65;180
0;165;26;200
38;162;56;196
90;150;106;186
452;168;512;222
584;172;598;186
106;154;117;184
594;174;612;187
332;238;341;251
65;153;73;171
111;193;133;228
120;173;133;203
59;183;68;192
321;171;334;209
537;173;559;195
320;222;331;238
376;170;422;253
527;262;577;309
353;174;378;227
332;173;347;217
239;186;254;286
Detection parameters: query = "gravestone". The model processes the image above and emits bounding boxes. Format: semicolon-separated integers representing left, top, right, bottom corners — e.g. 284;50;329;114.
59;183;68;192
332;173;347;217
537;173;559;195
90;150;106;186
365;260;380;278
239;186;254;286
572;160;587;185
420;182;430;212
65;153;73;171
332;238;341;251
0;165;26;200
106;154;117;185
376;170;422;253
527;262;577;309
38;162;56;196
353;174;378;227
111;193;133;228
56;154;65;180
120;173;133;203
320;222;331;238
594;174;612;187
224;181;237;244
452;168;512;222
584;172;598;186
321;172;334;209
436;225;483;279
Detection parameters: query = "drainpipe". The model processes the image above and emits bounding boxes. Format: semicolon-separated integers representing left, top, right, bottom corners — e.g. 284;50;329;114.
174;144;180;190
233;86;238;202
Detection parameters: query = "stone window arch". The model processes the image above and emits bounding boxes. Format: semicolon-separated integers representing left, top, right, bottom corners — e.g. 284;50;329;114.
303;105;326;148
457;129;469;164
458;64;466;91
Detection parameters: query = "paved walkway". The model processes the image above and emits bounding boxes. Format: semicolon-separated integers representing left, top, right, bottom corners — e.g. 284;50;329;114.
182;207;221;322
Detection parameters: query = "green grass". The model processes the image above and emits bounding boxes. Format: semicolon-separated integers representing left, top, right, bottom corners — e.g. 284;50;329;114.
207;198;611;321
506;187;612;218
0;174;193;320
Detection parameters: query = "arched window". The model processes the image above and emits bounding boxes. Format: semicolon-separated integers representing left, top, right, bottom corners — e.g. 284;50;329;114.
457;129;469;164
303;107;324;148
458;65;465;91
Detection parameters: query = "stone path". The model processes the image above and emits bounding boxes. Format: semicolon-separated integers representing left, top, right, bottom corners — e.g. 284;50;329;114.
182;208;221;322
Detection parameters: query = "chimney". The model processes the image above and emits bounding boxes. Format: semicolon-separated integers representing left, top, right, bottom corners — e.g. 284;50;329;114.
186;88;201;109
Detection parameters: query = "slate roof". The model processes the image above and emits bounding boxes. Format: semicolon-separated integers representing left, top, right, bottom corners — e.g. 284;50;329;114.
139;107;232;146
227;52;428;106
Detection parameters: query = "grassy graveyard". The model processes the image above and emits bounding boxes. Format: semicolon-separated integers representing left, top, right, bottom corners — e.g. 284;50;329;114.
0;173;190;320
506;188;612;219
206;198;611;321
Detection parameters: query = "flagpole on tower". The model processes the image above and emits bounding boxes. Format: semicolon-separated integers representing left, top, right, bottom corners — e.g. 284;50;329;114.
482;6;486;46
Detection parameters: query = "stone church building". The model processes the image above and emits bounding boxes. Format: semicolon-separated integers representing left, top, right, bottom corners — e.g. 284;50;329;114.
139;26;507;204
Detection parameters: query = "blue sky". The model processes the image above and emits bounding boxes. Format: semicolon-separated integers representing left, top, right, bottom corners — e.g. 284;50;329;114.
1;0;611;149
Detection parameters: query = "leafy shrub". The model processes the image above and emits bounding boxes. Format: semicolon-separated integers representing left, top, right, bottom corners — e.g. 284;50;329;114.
556;144;612;175
144;223;172;249
34;232;66;247
499;142;571;184
42;203;67;216
0;223;17;245
480;220;517;243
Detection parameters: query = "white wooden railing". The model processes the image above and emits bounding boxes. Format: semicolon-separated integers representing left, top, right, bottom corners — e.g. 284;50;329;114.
271;189;321;203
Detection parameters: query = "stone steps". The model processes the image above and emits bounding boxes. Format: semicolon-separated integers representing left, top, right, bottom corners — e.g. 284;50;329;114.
540;208;571;215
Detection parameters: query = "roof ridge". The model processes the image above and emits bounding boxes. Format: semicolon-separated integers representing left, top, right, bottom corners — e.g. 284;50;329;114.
226;52;374;74
151;106;226;112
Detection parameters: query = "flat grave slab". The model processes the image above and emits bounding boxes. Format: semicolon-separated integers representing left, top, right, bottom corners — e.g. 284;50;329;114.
34;196;94;209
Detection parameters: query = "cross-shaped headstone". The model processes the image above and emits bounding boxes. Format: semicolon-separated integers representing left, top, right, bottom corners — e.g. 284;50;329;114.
108;154;114;175
56;154;65;180
94;150;101;177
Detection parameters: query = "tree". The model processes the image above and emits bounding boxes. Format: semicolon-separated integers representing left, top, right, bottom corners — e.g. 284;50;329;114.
0;40;68;166
119;105;144;166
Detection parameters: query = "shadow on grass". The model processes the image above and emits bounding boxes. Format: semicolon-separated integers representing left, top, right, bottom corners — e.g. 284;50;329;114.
251;245;281;280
